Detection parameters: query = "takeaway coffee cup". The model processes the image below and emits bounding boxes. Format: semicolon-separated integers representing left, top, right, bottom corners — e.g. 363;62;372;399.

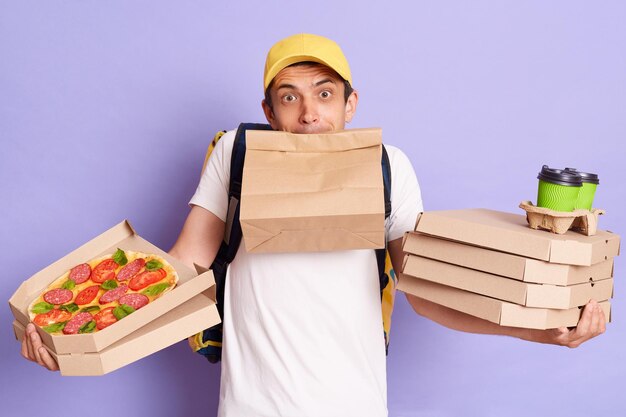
565;167;600;210
536;165;582;211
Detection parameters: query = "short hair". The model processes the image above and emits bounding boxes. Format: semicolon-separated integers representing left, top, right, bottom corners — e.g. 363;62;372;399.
264;61;354;110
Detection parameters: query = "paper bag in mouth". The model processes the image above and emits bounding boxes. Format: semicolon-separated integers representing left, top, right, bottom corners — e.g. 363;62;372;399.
240;128;386;253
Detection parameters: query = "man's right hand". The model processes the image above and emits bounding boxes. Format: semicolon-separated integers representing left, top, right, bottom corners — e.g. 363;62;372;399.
21;323;59;371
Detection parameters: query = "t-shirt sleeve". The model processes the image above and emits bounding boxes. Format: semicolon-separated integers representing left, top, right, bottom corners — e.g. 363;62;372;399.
385;145;424;242
188;130;236;222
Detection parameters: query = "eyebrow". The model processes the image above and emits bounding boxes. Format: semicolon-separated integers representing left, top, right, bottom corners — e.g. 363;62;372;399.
275;83;297;91
313;78;336;87
275;78;336;92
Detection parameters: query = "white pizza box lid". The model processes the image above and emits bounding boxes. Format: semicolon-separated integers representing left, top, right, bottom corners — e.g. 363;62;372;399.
13;290;219;376
8;220;216;355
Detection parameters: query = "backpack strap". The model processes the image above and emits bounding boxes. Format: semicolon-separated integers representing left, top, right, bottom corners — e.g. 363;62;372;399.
381;145;392;219
201;130;227;176
376;145;394;354
375;146;392;281
217;123;273;264
194;123;272;363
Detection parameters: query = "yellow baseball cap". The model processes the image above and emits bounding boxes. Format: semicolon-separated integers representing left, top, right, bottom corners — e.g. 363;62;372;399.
263;33;352;90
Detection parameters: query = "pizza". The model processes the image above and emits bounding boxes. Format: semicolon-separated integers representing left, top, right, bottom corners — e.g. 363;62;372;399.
28;249;178;335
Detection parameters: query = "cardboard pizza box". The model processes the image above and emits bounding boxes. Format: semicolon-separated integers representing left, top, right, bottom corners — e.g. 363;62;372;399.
240;128;385;253
397;275;611;330
8;220;216;355
402;254;614;309
414;209;620;266
403;232;615;286
14;291;219;376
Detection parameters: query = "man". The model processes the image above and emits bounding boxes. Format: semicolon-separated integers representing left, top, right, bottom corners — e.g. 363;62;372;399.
21;33;606;416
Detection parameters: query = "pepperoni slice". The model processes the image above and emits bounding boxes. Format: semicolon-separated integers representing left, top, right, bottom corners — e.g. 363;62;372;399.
94;307;118;330
118;293;149;310
33;309;72;326
63;312;94;335
128;269;167;291
43;288;73;305
99;285;129;304
116;258;146;282
75;285;101;305
91;259;118;283
69;263;92;284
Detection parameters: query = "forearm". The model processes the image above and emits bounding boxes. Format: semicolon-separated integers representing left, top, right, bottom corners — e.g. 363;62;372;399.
405;293;531;340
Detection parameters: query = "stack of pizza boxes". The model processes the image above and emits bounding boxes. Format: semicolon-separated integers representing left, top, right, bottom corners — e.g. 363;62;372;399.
9;221;220;376
399;209;620;329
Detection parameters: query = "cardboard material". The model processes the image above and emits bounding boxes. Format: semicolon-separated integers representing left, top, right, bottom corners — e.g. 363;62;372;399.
14;291;220;376
397;275;611;330
519;201;604;235
415;209;620;266
403;232;615;286
9;220;216;354
240;128;385;253
402;254;614;309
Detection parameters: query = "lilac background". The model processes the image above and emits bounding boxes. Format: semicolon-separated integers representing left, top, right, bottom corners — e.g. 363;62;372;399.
1;1;625;416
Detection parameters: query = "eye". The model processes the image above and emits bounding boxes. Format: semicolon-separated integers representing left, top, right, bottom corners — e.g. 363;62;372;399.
282;94;297;103
320;90;332;99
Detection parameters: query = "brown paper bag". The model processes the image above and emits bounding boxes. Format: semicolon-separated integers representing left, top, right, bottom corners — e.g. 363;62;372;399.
240;128;385;253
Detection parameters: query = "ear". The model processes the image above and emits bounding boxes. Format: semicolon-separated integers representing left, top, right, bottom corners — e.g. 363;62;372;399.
344;89;358;123
262;99;278;130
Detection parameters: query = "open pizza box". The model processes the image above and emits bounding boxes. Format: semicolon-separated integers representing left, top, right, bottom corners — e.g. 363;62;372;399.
414;209;620;266
403;232;615;286
397;275;611;329
9;220;218;356
13;290;218;376
402;254;614;309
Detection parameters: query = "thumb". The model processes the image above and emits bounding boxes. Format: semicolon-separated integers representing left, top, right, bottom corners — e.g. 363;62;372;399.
553;326;570;338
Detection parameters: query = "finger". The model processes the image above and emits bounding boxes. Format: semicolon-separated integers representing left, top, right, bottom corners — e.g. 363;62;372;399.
21;332;34;361
38;346;59;372
592;303;607;336
552;327;570;345
554;326;569;335
28;326;46;366
574;302;595;338
574;305;601;347
598;307;607;334
589;303;603;335
25;324;36;360
564;303;594;348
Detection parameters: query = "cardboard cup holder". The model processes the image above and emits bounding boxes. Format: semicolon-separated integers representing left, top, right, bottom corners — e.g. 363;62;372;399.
519;201;604;236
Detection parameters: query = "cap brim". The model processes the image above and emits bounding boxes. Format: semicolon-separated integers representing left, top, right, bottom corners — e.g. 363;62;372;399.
264;55;349;90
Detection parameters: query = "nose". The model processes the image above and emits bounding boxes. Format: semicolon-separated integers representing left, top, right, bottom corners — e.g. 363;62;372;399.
299;96;319;125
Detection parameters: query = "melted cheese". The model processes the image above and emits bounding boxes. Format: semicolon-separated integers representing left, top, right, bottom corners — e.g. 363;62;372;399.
28;250;179;334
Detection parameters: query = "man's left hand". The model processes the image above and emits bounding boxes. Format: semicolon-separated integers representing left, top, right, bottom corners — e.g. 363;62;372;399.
527;300;606;348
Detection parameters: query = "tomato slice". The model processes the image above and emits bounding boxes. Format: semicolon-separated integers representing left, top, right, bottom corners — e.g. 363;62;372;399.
75;285;101;305
94;307;118;330
128;269;167;291
33;309;72;326
91;259;118;283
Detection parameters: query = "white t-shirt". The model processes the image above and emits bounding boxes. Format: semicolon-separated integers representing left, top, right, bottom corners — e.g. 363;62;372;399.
190;129;423;417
